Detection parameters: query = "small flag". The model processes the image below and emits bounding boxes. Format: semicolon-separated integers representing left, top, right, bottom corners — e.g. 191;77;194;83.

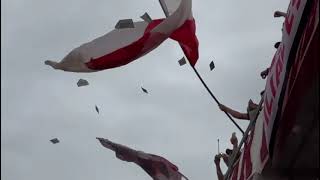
115;19;134;29
209;61;215;71
50;138;60;144
140;12;152;23
77;79;89;87
217;139;220;154
178;57;186;66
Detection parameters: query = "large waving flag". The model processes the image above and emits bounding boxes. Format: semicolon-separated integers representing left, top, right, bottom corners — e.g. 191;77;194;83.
97;137;188;180
45;0;198;72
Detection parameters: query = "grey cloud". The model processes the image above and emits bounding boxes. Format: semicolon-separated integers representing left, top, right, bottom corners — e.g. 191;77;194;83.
2;0;289;180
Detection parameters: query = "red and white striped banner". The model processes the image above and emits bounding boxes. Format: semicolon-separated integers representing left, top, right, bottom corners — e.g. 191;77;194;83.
262;0;307;149
276;0;319;147
229;0;319;179
45;0;198;72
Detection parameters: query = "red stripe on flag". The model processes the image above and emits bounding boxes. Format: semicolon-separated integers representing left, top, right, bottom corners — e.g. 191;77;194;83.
85;32;152;70
85;19;198;70
170;19;199;66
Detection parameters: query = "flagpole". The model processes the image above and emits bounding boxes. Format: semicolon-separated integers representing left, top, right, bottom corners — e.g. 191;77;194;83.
217;139;220;154
191;66;244;134
158;0;244;134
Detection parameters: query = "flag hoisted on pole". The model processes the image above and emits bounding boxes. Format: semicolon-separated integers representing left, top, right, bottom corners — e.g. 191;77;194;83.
45;0;198;72
158;0;244;134
44;0;243;134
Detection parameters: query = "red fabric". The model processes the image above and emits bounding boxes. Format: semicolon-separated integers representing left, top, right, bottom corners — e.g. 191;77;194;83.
236;131;254;180
239;156;245;180
85;19;199;70
97;138;185;180
86;32;151;70
136;154;181;179
170;19;199;66
231;161;240;180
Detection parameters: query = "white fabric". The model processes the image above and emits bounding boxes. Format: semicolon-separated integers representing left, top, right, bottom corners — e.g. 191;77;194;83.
251;113;267;174
45;21;148;72
155;0;192;34
77;22;148;62
236;152;245;180
45;0;192;72
229;112;268;180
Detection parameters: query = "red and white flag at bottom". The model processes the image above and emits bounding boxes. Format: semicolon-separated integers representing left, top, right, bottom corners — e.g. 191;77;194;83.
97;137;188;180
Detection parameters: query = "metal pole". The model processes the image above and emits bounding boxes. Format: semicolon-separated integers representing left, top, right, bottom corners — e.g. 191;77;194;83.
158;0;244;134
191;66;244;134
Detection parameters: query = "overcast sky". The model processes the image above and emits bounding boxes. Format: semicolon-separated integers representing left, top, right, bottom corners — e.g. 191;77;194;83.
2;0;289;180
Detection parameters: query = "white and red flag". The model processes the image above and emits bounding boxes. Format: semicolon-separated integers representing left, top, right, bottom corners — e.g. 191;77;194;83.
97;137;188;180
45;0;198;72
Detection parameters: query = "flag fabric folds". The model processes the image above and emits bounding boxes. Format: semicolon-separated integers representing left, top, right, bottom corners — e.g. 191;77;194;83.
97;137;188;180
45;0;198;72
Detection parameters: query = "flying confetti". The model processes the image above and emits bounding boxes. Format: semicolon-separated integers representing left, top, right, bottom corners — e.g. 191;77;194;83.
50;138;60;144
77;79;89;87
141;87;148;94
178;57;187;66
209;61;215;71
115;19;135;29
140;12;152;23
95;105;99;114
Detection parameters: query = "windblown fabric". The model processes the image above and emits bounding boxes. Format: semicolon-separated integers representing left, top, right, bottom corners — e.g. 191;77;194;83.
45;0;198;72
97;137;188;180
